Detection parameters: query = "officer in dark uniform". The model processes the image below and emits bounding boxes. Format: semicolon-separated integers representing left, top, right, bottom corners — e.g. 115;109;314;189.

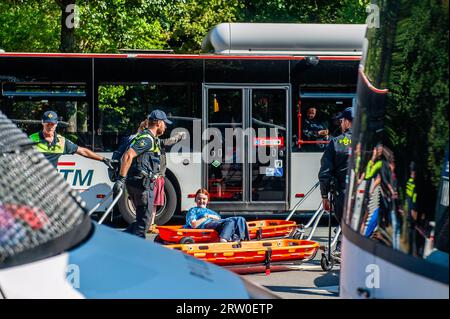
29;110;113;169
113;109;171;238
318;107;353;222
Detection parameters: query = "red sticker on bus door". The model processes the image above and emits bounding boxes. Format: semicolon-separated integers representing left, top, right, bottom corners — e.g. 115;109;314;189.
254;137;284;147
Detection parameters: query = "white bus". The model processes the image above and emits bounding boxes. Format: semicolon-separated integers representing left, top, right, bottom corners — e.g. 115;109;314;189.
0;23;365;225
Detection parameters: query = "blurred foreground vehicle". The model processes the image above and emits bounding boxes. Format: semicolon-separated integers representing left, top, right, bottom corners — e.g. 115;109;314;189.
0;112;276;298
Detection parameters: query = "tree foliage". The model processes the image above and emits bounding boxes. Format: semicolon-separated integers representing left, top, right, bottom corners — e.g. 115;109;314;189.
0;0;369;53
236;0;369;24
0;1;60;52
76;0;169;52
165;0;242;53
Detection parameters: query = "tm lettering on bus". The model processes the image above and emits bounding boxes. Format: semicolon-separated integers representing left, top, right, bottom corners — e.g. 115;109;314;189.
59;169;94;187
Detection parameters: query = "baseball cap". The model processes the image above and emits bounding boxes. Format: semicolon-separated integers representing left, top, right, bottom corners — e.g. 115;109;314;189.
336;107;353;121
42;111;59;123
148;109;172;125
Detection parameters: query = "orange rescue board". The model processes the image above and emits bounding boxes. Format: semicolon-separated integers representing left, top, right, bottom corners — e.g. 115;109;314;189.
157;219;297;244
166;239;319;266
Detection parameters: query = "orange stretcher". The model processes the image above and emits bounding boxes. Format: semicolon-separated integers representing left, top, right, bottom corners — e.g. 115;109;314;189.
156;219;298;244
166;239;319;268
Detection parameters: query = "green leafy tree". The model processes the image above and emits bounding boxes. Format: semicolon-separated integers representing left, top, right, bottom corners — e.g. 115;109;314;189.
166;0;242;53
1;0;371;53
236;0;369;24
0;1;60;52
76;0;169;52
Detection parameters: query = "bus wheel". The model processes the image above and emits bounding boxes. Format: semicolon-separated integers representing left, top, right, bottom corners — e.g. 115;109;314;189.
118;177;178;225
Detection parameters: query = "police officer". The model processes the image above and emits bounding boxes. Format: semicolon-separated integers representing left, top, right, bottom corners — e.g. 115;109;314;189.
113;109;171;238
318;107;353;222
29;110;113;169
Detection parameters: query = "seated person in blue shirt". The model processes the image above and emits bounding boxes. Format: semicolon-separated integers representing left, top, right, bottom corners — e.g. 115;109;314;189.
185;188;249;242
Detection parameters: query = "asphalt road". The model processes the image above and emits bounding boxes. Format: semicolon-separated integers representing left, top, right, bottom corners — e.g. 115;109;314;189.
238;226;340;299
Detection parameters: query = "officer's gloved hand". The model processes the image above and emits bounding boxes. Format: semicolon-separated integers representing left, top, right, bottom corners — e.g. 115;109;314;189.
113;175;126;195
173;131;187;141
102;157;115;170
179;131;187;140
322;198;331;212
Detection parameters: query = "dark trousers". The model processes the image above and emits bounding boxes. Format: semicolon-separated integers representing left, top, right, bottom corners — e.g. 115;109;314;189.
332;192;345;251
333;192;345;224
125;179;154;238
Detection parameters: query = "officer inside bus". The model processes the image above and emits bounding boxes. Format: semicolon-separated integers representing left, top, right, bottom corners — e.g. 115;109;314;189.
318;107;353;222
302;106;329;151
29;110;113;169
113;109;171;238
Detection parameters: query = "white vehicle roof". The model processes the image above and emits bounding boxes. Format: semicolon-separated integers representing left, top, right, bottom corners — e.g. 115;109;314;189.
202;23;366;56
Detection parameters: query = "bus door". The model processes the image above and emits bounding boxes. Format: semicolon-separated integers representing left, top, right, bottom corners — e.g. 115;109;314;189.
203;85;290;212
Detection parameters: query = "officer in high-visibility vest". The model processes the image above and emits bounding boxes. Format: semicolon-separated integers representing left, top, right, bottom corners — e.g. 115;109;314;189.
318;107;353;222
29;110;113;169
113;109;171;238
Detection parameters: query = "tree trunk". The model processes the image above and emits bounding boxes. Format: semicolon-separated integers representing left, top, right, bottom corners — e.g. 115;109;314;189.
57;0;77;52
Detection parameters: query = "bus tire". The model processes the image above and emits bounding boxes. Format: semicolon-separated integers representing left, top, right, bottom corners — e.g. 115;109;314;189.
118;177;178;226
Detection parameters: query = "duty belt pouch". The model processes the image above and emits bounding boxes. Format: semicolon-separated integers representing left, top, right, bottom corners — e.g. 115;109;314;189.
142;176;152;188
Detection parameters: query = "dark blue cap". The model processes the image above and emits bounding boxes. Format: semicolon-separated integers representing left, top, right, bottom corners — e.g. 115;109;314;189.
336;107;353;121
42;111;58;123
148;109;172;124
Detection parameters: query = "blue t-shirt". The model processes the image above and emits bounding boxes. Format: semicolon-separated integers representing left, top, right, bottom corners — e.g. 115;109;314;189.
184;207;221;229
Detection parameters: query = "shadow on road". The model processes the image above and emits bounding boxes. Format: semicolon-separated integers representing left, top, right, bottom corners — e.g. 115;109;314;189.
263;284;338;297
261;267;340;298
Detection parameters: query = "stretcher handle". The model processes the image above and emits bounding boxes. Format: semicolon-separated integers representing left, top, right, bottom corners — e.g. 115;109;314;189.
306;209;325;241
98;188;123;224
88;191;114;216
303;203;324;229
285;181;320;221
330;225;341;249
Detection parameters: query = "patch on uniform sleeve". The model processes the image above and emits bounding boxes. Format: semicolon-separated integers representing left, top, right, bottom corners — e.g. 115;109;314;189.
139;140;146;147
338;136;352;146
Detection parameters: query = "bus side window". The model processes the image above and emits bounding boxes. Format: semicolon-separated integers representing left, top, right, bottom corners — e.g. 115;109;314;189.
95;83;200;153
293;96;354;153
0;97;92;148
